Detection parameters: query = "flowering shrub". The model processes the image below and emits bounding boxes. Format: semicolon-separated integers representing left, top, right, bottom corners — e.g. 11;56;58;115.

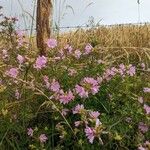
0;14;150;149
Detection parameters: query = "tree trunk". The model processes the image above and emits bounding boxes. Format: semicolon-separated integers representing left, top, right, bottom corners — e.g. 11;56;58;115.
36;0;52;55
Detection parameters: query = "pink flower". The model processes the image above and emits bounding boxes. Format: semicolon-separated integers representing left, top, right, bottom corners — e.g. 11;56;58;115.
64;44;69;49
119;64;126;71
84;43;93;55
111;67;118;75
89;111;100;119
95;118;102;127
39;134;48;143
118;63;126;75
17;38;24;48
145;141;150;146
43;76;49;82
73;104;84;114
138;141;150;150
74;49;82;59
43;75;50;89
143;87;150;93
27;128;34;137
59;90;74;104
83;77;100;95
74;121;81;127
17;54;24;64
138;122;149;133
103;68;117;81
2;49;9;60
75;85;88;98
127;65;136;76
16;31;26;48
16;30;25;38
64;44;73;53
50;79;60;93
83;77;98;86
6;68;19;78
85;126;95;144
91;86;100;95
15;89;20;99
46;38;57;48
138;146;146;150
144;104;150;115
61;109;69;116
34;56;47;70
141;63;145;70
75;77;100;98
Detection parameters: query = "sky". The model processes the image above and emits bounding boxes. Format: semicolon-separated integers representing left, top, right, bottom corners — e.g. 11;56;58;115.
1;0;150;31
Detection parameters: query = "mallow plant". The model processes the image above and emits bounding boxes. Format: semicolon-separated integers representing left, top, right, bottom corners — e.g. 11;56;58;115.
0;15;150;150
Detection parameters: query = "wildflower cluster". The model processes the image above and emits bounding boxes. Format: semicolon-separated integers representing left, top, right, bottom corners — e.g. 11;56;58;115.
73;104;105;144
0;18;150;149
75;77;100;98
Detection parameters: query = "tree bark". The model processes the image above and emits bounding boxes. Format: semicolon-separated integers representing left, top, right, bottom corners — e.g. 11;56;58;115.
36;0;52;55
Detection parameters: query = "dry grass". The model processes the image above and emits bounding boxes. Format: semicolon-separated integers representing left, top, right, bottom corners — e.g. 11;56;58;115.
58;24;150;66
60;24;150;47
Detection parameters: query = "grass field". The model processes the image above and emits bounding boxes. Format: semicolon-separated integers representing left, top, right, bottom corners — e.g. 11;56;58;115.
0;15;150;150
